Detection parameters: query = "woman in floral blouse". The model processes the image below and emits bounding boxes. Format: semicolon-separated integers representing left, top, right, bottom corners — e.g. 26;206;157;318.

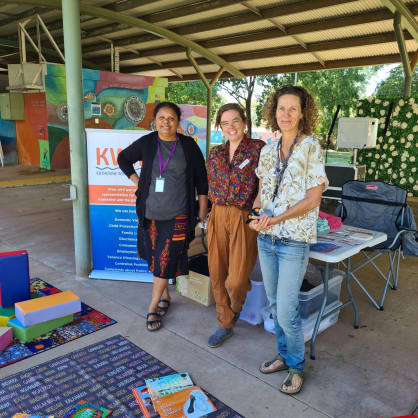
206;103;264;348
249;85;328;394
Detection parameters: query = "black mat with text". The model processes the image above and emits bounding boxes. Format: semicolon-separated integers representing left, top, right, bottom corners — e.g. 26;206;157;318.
0;334;245;418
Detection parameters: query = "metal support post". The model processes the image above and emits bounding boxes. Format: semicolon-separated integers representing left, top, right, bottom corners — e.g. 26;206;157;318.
186;48;224;159
62;0;91;278
394;11;412;96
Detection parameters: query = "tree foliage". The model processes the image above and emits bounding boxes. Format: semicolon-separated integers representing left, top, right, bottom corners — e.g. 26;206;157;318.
254;68;378;146
374;65;418;97
165;80;225;122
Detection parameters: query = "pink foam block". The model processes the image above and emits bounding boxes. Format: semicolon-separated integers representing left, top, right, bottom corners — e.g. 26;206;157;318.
0;327;13;351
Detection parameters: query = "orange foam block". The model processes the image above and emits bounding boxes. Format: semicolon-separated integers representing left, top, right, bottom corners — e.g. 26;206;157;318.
15;290;81;327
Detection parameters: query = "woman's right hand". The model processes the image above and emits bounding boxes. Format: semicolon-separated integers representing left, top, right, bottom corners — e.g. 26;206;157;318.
249;216;271;231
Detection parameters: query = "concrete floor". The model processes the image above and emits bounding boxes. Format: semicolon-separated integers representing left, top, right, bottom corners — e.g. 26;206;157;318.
0;179;417;418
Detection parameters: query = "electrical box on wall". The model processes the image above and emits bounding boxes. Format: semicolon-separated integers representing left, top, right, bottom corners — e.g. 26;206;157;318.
0;93;25;120
337;117;378;149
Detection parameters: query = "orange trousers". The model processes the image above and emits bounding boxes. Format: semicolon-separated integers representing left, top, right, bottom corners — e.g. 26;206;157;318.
207;204;258;329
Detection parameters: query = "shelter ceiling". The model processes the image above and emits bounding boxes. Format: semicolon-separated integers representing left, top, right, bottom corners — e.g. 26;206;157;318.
0;0;417;82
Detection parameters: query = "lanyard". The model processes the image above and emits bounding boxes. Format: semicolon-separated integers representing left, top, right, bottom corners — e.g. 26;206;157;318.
157;135;177;177
273;133;299;199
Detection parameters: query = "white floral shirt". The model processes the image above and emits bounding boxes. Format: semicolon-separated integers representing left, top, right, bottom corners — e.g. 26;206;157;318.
255;136;328;243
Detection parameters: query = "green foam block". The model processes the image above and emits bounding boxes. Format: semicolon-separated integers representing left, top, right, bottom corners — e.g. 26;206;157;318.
7;314;74;342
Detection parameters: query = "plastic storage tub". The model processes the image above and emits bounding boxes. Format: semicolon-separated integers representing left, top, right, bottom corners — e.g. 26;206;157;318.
239;280;267;325
262;302;342;342
299;265;343;320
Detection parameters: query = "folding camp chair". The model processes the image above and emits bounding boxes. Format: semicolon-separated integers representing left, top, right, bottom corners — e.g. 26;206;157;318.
335;180;409;310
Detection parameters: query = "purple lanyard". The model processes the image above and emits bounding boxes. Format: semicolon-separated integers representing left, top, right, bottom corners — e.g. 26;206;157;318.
157;135;178;177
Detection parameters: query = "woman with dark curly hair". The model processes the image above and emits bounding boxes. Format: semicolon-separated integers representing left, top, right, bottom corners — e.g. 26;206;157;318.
249;85;328;394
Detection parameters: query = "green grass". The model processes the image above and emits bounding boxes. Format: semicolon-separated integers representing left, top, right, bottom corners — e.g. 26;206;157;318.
323;150;351;164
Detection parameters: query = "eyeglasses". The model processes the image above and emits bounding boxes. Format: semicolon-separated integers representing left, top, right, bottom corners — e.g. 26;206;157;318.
220;118;241;127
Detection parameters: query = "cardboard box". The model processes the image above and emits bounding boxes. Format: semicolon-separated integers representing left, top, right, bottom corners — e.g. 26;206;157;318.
0;327;12;351
0;250;31;307
15;290;81;327
8;314;74;343
176;271;215;306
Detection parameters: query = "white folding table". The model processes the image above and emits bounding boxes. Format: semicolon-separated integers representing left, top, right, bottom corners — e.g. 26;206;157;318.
308;226;387;359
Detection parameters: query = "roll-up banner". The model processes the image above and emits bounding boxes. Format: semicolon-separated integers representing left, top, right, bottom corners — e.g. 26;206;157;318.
86;128;153;282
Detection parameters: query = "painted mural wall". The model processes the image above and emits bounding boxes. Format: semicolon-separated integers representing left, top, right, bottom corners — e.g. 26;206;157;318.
15;64;167;169
177;104;208;158
0;109;17;164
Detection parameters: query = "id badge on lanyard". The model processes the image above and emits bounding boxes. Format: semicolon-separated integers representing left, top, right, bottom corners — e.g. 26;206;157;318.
155;177;165;193
156;135;177;193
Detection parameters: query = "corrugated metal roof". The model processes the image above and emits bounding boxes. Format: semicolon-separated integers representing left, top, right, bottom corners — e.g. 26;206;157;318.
274;0;386;27
296;21;395;44
318;39;418;62
208;37;299;56
0;0;417;80
233;53;318;69
160;4;248;28
186;20;277;41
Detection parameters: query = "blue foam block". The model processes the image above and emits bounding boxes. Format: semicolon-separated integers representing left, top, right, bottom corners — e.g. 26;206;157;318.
0;251;31;307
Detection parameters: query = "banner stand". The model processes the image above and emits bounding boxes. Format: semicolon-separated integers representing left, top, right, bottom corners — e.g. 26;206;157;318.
86;128;152;282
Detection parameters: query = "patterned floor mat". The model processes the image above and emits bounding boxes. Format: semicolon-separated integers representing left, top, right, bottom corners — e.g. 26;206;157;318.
0;278;117;368
0;334;245;417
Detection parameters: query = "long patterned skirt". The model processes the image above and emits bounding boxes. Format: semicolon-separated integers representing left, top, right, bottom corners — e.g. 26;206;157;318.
137;215;189;279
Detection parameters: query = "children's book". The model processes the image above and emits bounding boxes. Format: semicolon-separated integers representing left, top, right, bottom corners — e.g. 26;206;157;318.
145;373;194;401
310;242;341;253
12;415;54;418
153;386;216;418
340;238;364;246
349;232;373;241
327;231;350;237
62;400;112;417
132;385;160;418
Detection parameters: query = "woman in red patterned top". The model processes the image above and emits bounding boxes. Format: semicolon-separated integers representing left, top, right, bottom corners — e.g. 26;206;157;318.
206;103;265;348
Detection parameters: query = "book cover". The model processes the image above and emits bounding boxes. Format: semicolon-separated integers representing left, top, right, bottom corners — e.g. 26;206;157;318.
132;385;160;418
62;400;112;417
350;232;373;241
145;373;194;401
310;242;340;253
340;238;364;246
153;386;216;418
12;415;54;418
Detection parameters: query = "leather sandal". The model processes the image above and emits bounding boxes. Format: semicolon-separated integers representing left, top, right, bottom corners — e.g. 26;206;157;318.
157;299;171;316
259;353;289;374
146;312;162;331
279;369;304;395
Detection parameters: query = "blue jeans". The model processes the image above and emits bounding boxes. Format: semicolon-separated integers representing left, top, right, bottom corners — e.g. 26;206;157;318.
258;234;310;371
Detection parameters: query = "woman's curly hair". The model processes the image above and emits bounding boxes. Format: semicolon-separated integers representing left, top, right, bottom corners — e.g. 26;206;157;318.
262;84;320;135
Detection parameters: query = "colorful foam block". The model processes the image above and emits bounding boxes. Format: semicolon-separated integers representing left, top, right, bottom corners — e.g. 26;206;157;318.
7;314;74;342
0;250;31;307
0;327;13;351
15;290;81;327
0;305;15;327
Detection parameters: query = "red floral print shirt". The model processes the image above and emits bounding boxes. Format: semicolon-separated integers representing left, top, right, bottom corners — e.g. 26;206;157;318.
207;137;265;210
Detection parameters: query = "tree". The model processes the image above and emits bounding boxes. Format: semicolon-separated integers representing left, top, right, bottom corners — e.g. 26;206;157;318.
254;67;378;146
374;65;418;97
216;77;256;136
165;80;225;122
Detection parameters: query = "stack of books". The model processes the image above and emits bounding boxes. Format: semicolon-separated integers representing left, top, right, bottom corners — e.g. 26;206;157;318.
133;372;216;418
